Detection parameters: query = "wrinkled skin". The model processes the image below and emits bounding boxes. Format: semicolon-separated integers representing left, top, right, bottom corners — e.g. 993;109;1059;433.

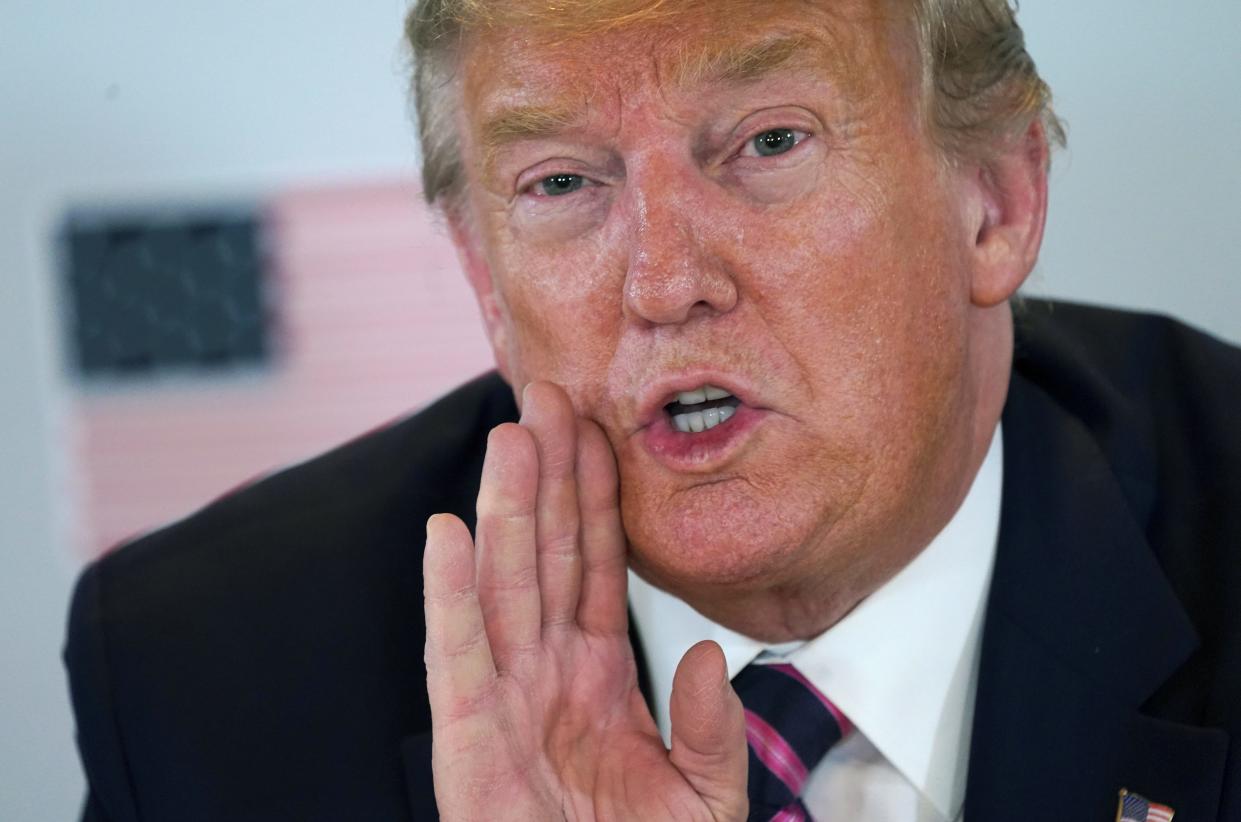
425;386;748;821
424;0;1049;818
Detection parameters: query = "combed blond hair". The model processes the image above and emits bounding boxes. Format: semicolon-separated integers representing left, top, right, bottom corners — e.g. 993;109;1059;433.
404;0;1064;207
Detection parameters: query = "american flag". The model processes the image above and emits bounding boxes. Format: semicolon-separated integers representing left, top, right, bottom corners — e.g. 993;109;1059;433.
74;181;494;558
1118;790;1175;822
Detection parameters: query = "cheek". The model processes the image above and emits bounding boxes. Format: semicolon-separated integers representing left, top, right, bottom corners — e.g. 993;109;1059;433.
737;164;973;456
746;159;969;362
493;240;625;399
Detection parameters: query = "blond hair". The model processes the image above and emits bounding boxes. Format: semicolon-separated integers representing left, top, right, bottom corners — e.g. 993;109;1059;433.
405;0;1064;207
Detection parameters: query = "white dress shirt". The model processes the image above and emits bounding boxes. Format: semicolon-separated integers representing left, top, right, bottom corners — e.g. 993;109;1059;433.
627;426;1003;822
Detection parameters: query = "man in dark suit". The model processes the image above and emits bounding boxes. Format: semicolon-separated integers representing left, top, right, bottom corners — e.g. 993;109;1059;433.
67;1;1241;820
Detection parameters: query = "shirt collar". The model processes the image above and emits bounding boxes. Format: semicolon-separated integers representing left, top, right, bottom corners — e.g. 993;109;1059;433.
628;424;1003;820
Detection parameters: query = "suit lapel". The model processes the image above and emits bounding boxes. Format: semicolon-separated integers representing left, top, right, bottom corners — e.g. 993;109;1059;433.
964;371;1228;820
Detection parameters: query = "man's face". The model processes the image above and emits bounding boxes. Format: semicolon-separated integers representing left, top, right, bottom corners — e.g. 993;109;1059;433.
451;1;1001;622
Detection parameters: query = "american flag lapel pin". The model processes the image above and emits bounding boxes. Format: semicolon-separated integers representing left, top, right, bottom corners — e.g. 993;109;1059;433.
1116;788;1175;822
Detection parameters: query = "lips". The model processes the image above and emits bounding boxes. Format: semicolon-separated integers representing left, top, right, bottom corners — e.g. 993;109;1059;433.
631;371;769;470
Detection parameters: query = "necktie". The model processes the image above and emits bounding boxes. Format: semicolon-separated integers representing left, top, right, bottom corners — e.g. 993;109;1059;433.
731;662;851;822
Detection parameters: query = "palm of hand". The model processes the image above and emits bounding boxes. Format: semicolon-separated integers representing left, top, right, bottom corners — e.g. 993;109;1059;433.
424;383;747;821
498;630;708;820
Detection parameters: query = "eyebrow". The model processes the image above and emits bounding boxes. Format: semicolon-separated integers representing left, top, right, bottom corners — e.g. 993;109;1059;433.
670;33;817;87
480;104;586;154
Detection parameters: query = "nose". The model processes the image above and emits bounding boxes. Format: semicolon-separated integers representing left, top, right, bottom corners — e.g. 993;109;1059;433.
622;163;738;327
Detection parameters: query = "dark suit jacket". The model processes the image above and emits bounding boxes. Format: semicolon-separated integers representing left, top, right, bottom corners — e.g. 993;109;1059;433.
65;301;1241;821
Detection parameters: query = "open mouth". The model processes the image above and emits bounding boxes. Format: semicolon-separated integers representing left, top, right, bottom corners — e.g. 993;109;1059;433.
663;384;743;433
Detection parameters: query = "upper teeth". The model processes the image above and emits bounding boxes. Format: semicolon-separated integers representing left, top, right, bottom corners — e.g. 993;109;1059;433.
671;384;736;434
677;384;732;405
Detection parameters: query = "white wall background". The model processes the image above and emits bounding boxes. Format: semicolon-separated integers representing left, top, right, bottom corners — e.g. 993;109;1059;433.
1;2;1238;819
1;3;419;819
1021;0;1241;333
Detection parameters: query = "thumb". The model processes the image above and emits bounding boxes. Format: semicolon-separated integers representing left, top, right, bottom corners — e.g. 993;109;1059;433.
669;640;748;820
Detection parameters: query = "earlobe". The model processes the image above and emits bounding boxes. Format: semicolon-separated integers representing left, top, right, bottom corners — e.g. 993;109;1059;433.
448;211;513;381
968;121;1051;308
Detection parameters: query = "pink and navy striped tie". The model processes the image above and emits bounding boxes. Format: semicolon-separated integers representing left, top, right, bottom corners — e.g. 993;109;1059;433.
732;662;852;822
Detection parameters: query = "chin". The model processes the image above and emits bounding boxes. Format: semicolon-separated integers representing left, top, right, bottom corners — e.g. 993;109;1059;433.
622;479;823;595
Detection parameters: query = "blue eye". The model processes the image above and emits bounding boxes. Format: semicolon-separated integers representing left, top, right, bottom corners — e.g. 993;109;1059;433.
752;128;798;157
538;174;585;196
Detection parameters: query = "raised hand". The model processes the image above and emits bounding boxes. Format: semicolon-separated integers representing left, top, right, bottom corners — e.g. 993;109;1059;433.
423;381;748;821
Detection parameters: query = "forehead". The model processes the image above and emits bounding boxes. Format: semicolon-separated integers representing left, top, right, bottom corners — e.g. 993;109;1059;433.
456;0;911;138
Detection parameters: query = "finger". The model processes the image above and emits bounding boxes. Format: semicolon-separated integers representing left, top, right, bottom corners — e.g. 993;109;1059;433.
475;423;542;665
424;513;497;716
668;641;748;820
574;418;629;636
520;381;582;629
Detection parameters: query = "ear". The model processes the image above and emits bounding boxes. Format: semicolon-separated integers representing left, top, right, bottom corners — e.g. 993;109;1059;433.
964;120;1051;308
447;210;514;382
